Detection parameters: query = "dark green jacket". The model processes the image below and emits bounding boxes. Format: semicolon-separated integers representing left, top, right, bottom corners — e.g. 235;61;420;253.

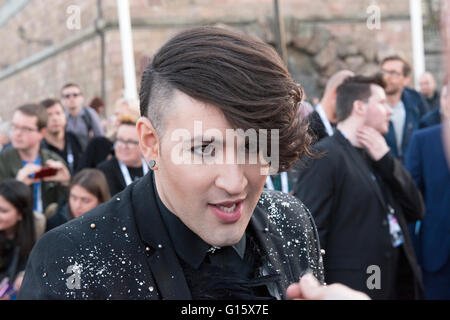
0;147;69;212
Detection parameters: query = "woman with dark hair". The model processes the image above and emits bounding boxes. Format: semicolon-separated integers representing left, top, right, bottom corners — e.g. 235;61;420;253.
46;169;110;231
0;179;36;299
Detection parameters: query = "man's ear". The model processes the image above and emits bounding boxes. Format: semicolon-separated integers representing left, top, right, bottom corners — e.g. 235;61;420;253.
353;100;367;117
137;117;159;168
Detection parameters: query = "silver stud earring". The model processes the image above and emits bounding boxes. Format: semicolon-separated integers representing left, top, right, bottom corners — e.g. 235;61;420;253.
149;160;156;168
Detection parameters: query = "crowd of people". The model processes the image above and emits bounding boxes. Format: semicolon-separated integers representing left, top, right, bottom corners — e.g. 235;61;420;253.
0;26;448;300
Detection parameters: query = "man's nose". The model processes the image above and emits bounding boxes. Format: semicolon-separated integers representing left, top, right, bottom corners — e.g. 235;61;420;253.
215;164;248;196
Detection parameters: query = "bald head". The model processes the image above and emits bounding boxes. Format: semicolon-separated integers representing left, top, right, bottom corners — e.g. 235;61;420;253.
419;72;437;98
324;70;355;96
321;70;355;123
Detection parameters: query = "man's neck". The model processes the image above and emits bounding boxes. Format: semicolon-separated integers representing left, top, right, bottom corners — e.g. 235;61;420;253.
18;144;40;162
45;130;65;150
124;158;143;168
386;90;403;107
69;106;82;118
424;91;435;99
336;120;363;148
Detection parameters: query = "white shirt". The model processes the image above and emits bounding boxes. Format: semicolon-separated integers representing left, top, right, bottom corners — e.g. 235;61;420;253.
315;104;334;136
390;100;406;155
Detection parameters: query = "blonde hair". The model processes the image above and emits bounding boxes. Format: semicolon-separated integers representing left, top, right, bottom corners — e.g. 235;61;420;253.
114;98;140;119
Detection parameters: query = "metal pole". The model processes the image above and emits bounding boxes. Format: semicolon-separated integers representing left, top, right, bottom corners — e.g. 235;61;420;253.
273;0;287;65
96;0;106;103
117;0;138;100
409;0;426;89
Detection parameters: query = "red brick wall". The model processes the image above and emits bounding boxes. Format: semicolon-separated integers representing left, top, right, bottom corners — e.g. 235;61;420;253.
0;0;416;121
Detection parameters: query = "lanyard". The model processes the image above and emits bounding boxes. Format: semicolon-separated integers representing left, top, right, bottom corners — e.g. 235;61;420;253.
66;140;74;173
118;158;149;186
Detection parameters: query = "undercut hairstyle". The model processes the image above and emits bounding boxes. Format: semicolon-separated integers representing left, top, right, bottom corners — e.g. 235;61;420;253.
336;74;386;122
139;26;312;171
16;103;48;130
381;55;412;77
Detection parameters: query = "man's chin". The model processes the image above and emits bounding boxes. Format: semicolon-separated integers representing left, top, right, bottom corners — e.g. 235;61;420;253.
385;88;401;95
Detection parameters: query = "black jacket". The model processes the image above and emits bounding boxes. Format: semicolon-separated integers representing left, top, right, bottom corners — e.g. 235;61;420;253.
294;130;425;299
77;136;114;170
97;157;126;197
307;110;329;143
41;131;88;174
18;172;324;300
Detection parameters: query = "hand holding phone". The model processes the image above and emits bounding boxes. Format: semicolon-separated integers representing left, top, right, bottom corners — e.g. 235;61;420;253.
33;166;58;179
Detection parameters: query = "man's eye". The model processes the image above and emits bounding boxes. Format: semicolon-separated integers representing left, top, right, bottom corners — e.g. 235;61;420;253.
191;144;215;156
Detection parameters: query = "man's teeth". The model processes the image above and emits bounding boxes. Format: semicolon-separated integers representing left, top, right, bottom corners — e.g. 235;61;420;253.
217;203;237;212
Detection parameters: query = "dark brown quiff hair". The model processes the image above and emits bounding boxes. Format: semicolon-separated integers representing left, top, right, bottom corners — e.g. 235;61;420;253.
139;26;312;171
16;103;48;130
336;73;386;122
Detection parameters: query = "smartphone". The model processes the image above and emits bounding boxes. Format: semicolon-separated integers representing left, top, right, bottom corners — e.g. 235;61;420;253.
33;166;58;179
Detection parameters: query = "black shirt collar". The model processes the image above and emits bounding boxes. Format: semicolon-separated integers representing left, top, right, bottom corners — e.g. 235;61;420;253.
152;174;246;269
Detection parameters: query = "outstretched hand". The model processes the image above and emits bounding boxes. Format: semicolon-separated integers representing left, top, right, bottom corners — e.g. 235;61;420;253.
286;273;370;300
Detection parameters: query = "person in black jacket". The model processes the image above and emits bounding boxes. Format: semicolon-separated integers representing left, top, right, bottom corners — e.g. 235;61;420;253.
97;115;148;197
307;70;354;142
0;179;36;300
40;98;88;175
17;27;373;301
419;84;447;129
294;74;425;299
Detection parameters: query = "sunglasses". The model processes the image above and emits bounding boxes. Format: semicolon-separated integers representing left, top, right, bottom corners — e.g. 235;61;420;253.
63;93;81;99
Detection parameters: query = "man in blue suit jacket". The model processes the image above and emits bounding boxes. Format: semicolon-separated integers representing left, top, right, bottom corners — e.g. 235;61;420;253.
381;55;429;162
405;121;450;299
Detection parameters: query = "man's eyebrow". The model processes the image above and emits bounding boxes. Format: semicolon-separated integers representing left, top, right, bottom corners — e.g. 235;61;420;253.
190;136;222;144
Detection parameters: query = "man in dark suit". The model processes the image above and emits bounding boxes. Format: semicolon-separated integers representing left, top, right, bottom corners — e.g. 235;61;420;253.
307;70;354;142
419;84;447;129
18;27;336;300
381;55;429;162
294;75;425;299
404;89;450;299
419;72;440;111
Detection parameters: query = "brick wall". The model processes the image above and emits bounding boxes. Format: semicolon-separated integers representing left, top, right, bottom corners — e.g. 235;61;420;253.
0;0;437;121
